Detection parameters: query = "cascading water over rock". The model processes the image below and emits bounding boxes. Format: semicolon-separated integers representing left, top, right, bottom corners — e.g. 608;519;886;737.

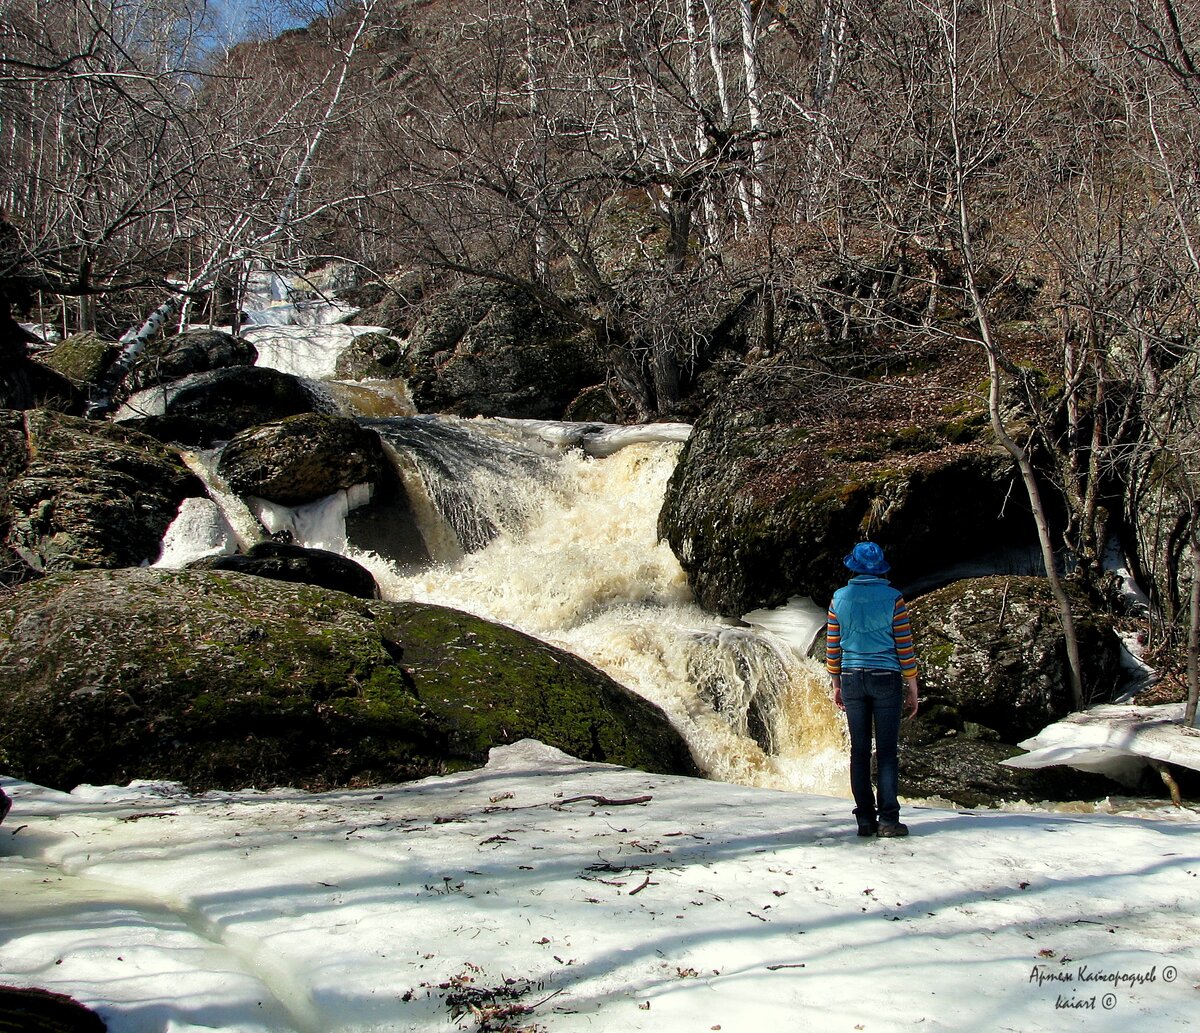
159;307;849;795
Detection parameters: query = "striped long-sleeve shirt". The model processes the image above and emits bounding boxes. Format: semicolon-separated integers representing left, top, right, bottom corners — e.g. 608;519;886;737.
826;592;918;679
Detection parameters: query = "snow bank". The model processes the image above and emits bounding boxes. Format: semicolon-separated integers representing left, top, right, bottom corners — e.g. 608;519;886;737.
1005;703;1200;783
1;743;1196;1032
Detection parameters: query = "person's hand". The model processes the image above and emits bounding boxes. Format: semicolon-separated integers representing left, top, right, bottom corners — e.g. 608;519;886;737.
833;681;844;711
903;677;919;720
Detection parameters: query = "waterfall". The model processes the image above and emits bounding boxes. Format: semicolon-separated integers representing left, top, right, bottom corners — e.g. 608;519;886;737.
174;450;265;553
358;425;848;795
159;305;848;796
364;417;557;556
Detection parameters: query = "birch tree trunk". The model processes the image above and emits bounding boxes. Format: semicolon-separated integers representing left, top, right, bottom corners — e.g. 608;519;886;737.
738;0;763;227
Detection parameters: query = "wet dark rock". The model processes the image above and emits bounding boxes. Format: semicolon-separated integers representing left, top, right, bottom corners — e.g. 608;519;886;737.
0;410;31;583
216;412;389;505
3;409;201;575
0;358;85;414
0;986;107;1033
343;459;431;573
120;328;258;397
659;359;1033;615
898;735;1129;808
112;366;329;447
401;281;602;419
195;541;380;599
0;568;698;791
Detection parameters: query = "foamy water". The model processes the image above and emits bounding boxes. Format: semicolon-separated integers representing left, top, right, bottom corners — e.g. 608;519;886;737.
356;438;848;795
160;308;849;796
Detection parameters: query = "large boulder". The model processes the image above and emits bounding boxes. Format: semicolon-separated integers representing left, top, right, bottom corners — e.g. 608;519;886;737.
401;281;602;419
38;331;119;391
907;575;1124;742
112;366;330;447
0;568;698;791
216;412;389;505
3;409;201;574
333;330;404;379
659;359;1034;615
193;541;380;599
893;576;1131;807
119;328;258;397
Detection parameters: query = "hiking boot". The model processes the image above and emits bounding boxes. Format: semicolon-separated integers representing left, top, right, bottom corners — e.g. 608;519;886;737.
857;823;878;838
877;822;908;838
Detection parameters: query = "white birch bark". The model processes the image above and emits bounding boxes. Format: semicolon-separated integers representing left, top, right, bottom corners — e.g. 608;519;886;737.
737;0;763;226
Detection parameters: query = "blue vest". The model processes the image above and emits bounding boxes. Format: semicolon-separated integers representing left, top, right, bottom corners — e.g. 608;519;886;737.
831;575;902;672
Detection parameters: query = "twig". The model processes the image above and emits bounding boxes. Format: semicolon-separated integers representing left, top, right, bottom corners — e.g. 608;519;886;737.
1150;760;1183;807
529;987;566;1009
558;794;653;807
629;874;653;895
766;963;806;970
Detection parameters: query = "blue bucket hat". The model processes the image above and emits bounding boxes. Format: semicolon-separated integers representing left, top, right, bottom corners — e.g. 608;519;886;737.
844;541;890;575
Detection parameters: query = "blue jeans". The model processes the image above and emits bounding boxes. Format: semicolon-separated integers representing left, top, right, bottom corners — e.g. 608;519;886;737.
841;668;903;827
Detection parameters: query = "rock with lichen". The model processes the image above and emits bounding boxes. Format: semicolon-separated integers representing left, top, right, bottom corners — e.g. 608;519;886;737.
0;567;699;791
906;575;1123;741
3;408;201;575
216;412;389;506
659;358;1032;615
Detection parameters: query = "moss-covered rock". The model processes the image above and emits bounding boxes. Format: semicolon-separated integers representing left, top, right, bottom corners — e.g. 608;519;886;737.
907;575;1123;742
3;409;201;574
39;331;119;390
659;359;1033;614
216;412;389;505
0;568;697;791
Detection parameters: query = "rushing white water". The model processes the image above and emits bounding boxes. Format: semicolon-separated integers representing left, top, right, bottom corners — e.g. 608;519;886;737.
243;324;387;379
353;432;848;795
152;497;237;568
157;302;849;796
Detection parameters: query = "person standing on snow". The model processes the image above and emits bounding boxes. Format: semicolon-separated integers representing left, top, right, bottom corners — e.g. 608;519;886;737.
826;541;920;838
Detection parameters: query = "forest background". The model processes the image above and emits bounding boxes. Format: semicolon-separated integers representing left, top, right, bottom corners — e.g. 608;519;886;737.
5;0;1200;717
